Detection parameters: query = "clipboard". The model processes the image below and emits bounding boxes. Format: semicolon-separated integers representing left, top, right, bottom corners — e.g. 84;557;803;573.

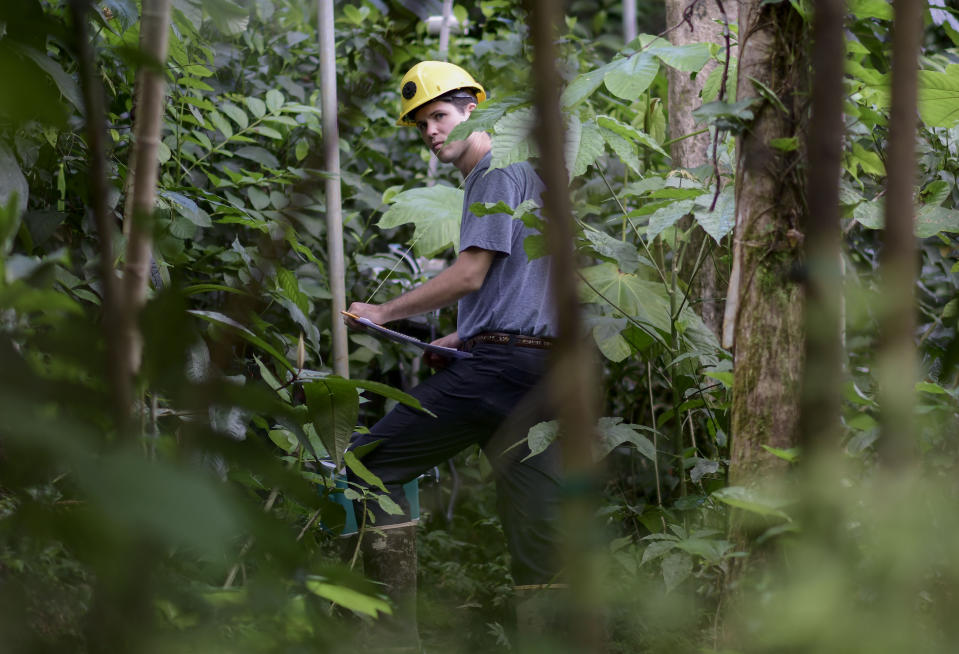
341;311;473;359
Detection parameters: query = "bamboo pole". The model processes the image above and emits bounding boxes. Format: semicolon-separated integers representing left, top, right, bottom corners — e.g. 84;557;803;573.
878;0;922;466
318;0;349;377
120;0;172;418
623;0;637;44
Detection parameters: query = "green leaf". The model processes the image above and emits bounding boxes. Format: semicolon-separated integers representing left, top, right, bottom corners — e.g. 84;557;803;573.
562;62;615;108
661;551;693;593
522;420;559;461
201;0;250;35
761;445;800;463
378;185;463;257
209;110;233;139
566;115;605;179
597;114;669;158
594;416;658;462
159;190;212;227
266;89;285;114
591;317;633;362
220;101;249;130
245;96;267;119
343;451;387;492
304;378;359;469
447;96;526;142
650;42;712;72
918;66;959;128
306;579;391;617
693;187;735;243
234;145;279;169
17;45;83;111
247;187;270;210
604;53;660;100
187;310;294;372
692;98;757;132
647;199;695;241
0;145;29;232
491;107;535;170
581;227;641;273
916;205;959;238
712;486;792;520
641;539;676;565
599;124;641;173
916;381;949;395
848;0;893;20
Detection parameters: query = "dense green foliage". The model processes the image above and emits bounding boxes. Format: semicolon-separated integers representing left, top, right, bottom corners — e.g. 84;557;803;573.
1;0;958;652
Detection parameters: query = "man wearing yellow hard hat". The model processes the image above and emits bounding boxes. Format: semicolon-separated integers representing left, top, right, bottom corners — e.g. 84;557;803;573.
345;60;562;648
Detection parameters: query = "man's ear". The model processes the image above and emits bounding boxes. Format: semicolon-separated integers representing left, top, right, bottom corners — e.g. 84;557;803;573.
463;102;477;117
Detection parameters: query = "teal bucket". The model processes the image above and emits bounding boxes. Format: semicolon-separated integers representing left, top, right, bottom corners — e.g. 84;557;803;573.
328;474;419;536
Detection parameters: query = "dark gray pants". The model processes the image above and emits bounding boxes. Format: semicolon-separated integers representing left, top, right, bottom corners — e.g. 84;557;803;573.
348;343;562;586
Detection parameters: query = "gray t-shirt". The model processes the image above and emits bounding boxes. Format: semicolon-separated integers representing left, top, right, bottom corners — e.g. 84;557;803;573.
457;152;556;340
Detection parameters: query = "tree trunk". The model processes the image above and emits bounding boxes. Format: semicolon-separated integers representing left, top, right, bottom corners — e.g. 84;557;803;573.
120;0;172;406
666;0;732;336
800;0;845;454
724;1;806;491
526;0;603;650
878;0;922;466
318;0;349;377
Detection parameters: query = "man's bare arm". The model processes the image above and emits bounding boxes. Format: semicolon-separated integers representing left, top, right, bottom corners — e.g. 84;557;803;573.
346;247;495;325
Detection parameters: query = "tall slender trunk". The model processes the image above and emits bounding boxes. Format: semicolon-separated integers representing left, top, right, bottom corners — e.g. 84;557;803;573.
878;0;922;467
318;0;348;377
724;1;805;494
120;0;172;408
666;0;732;336
526;0;603;650
800;0;845;454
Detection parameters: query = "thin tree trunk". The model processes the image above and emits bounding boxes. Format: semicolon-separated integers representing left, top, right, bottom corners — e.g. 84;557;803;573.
623;0;637;45
318;0;349;377
666;0;731;336
70;0;129;429
878;0;922;467
426;0;455;182
120;0;172;400
724;1;805;495
800;0;845;454
526;0;603;650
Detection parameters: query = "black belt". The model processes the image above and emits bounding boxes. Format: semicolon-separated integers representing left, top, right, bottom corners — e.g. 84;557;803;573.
463;332;554;351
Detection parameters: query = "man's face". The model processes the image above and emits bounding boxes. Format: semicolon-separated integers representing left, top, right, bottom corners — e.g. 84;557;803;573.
412;99;476;164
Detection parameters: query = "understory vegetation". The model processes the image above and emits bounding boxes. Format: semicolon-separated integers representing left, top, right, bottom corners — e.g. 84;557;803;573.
1;1;958;652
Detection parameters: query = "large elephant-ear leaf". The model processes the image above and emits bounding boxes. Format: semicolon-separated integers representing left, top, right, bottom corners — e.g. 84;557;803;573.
377;185;463;257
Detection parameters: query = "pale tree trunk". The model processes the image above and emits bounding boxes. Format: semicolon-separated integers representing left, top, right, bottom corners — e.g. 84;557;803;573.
800;0;845;454
666;0;732;336
318;0;349;377
120;0;172;411
878;0;922;466
724;1;806;492
526;0;603;650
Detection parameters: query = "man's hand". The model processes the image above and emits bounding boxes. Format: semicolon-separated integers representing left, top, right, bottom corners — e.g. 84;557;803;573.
345;302;387;326
423;332;463;370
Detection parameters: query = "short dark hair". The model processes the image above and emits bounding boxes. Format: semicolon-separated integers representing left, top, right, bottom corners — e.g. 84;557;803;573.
437;88;478;113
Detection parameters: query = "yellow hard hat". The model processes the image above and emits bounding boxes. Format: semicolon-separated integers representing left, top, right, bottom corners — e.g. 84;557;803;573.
396;61;486;126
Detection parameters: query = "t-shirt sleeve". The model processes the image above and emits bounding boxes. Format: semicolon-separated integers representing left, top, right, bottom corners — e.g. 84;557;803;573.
459;168;522;255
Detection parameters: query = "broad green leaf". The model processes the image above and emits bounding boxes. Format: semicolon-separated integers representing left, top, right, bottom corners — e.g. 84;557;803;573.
188;310;294;371
580;262;674;334
581;227;641;273
561;62;615;108
918;67;959;128
604;52;660;100
650;42;712;72
304;378;359;469
647;199;695;241
597;115;669;157
245;96;267;118
641;539;676;565
306;579;391;617
761;445;800;463
693;187;735;243
247;187;270;210
234;145;279;169
916;381;949;395
18;45;83;111
712;486;791;520
447;95;526;142
159;190;212;227
591;317;633;362
220;101;249;129
594;416;658;462
266;89;285;113
852;198;882;229
916;205;959;237
343;451;387;492
522;420;559;461
491;107;535;170
599;124;641;173
276;267;309;316
378;185;463;257
661;551;693;592
0;145;29;229
202;0;249;35
848;0;893;20
209;110;233;139
566;115;605;179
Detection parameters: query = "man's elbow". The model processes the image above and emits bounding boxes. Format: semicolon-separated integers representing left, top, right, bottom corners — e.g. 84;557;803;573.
461;270;486;293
